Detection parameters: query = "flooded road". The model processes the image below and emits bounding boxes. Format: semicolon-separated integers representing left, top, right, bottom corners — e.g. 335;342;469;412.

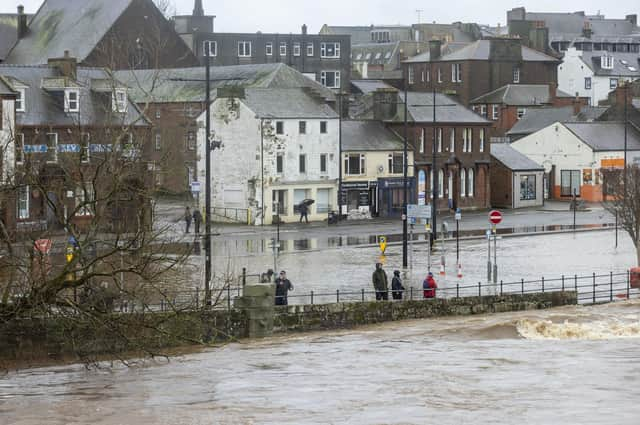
2;300;639;424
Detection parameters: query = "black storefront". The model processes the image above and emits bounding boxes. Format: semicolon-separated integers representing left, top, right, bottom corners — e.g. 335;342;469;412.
340;177;415;218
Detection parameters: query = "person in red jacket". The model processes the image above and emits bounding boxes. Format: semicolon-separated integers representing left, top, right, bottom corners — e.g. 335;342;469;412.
423;272;438;299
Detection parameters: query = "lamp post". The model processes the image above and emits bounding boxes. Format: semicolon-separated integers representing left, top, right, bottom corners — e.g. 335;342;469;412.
338;92;343;220
402;76;409;268
204;56;212;306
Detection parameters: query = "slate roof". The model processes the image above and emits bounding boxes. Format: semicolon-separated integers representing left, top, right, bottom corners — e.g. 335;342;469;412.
352;42;399;65
0;76;17;96
506;106;575;136
404;39;558;63
491;142;544;171
0;13;32;61
564;122;640;151
351;80;395;95
470;84;556;105
0;64;147;127
231;88;338;120
574;106;608;121
5;0;134;64
579;52;640;77
524;12;639;38
114;63;335;103
403;42;470;63
341;120;403;151
396;92;490;124
322;25;411;45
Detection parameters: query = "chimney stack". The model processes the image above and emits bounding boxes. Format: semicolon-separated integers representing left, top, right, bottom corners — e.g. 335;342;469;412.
428;39;442;60
48;50;77;80
193;0;204;16
302;24;308;35
582;22;592;39
614;83;633;107
572;94;583;115
548;82;557;101
17;5;28;39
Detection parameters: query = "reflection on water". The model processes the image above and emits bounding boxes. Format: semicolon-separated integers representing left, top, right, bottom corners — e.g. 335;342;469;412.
2;301;639;424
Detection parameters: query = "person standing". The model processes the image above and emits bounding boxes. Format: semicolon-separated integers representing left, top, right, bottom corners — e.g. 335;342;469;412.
299;203;309;224
275;270;294;305
372;263;389;301
184;206;192;234
423;272;438;299
391;270;405;300
192;208;203;235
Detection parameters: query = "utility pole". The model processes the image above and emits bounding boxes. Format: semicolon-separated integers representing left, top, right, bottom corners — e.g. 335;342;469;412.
624;82;628;195
403;76;409;268
204;56;212;306
431;78;438;250
338;93;343;220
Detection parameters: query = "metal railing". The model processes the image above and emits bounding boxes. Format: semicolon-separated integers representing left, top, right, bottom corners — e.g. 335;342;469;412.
211;207;250;224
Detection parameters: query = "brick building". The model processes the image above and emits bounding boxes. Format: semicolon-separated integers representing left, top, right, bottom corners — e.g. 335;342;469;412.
4;0;198;69
403;38;561;106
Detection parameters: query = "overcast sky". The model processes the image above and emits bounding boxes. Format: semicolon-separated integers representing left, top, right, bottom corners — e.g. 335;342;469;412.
2;0;638;33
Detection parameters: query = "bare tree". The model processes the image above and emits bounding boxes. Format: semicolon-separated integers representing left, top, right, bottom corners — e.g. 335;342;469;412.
603;166;640;264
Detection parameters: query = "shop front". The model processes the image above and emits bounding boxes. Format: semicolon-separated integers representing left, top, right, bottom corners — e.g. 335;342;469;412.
377;177;416;218
339;181;378;216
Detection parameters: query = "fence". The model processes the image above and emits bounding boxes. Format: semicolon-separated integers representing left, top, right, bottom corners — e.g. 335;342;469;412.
211;207;250;225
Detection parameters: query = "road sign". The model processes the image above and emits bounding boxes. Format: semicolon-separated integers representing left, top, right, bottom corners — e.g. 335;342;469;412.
190;181;201;193
407;204;432;219
378;236;387;254
34;239;52;255
489;210;503;225
455;208;462;221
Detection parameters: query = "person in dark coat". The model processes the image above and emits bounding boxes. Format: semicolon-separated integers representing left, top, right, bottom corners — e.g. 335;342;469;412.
184;206;192;234
423;272;438;299
391;270;405;300
275;270;294;305
299;203;309;223
192;208;203;235
372;263;389;301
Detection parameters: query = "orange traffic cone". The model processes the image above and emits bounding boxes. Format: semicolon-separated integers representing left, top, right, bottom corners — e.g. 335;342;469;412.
457;263;463;278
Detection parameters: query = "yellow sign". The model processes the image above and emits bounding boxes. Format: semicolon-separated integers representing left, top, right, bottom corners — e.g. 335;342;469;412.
378;236;387;254
425;223;431;233
65;246;74;263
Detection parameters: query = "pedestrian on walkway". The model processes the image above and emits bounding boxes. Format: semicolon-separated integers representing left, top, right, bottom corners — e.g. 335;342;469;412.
275;270;293;305
372;262;389;301
391;270;405;300
184;206;192;234
299;203;309;223
423;272;438;299
192;208;203;235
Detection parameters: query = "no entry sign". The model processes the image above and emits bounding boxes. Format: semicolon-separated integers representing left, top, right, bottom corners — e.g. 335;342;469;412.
489;210;503;225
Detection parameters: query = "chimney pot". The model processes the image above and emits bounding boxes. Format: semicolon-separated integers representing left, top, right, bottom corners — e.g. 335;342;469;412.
302;24;308;35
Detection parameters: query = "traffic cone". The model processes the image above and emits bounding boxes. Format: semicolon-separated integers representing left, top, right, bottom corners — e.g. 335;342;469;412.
439;263;445;276
457;263;463;278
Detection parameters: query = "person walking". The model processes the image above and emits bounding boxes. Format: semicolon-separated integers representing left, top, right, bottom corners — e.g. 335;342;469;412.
372;263;389;301
391;270;405;300
184;206;192;234
299;203;309;224
192;208;203;235
423;272;438;299
274;270;294;305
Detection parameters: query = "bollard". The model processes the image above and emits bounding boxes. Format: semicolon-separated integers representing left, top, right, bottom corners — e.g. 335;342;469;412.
311;290;314;305
456;283;459;299
610;271;613;302
593;272;596;304
362;288;365;302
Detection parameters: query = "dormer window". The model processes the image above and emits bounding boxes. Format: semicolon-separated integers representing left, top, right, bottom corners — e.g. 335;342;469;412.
112;89;127;113
64;89;80;113
15;88;26;112
601;55;614;70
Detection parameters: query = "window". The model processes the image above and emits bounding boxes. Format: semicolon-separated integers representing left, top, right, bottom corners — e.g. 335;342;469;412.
408;66;415;84
601;55;614;70
276;153;284;174
585;77;592;90
345;154;365;175
76;184;94;216
610;78;618;89
320;42;341;58
187;131;195;150
15;133;24;164
517;108;526;119
560;170;581;197
112;89;127;113
480;105;487;117
320;121;328;134
513;67;520;83
15;88;25;112
492;105;499;121
279;42;287;56
462;128;472;152
155;109;161;119
276;121;284;135
468;168;474;197
320;71;341;88
419;128;425;153
520;175;537;200
426;69;430;82
65;89;79;113
437;68;442;83
479;129;485;152
299;154;306;173
320;154;327;173
155;133;161;150
371;31;390;43
293;42;301;56
438;170;444;198
238;41;252;57
306;43;314;56
451;63;462;82
299;121;306;134
449;129;455;152
273;190;287;215
436;128;443;152
17;185;29;219
80;133;90;163
460;169;466;197
316;188;330;213
421;71;425;82
266;42;273;56
203;40;217;57
388;153;403;174
46;132;58;163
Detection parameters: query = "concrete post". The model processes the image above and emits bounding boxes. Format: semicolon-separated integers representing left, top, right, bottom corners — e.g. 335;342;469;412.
235;284;275;338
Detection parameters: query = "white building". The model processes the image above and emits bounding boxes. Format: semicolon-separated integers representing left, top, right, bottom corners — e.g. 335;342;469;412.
0;77;16;184
558;47;640;105
197;87;339;225
511;121;640;202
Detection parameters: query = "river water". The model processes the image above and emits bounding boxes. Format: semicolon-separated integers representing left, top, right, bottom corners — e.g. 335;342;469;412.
2;300;639;424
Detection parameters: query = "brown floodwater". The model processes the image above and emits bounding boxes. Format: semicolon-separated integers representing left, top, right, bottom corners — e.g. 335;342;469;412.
1;300;639;424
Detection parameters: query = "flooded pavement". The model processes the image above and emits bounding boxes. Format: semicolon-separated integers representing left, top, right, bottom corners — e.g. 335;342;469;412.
2;300;639;424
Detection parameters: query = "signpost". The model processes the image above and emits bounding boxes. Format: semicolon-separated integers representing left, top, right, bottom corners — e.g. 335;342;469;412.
488;210;502;285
